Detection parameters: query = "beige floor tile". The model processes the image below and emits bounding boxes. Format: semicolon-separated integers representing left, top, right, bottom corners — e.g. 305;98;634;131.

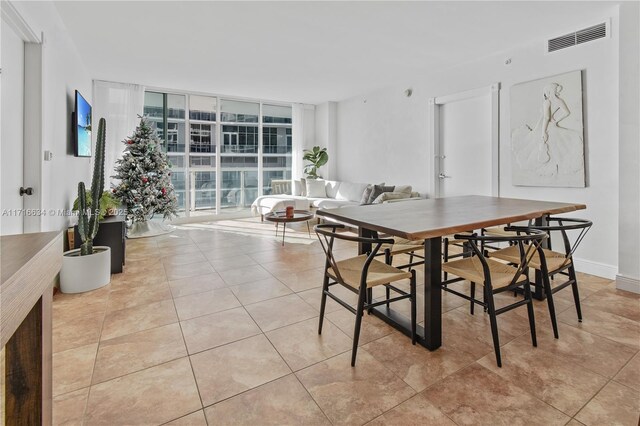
296;349;415;425
173;288;241;321
261;258;322;275
245;293;318;332
204;374;330;425
119;257;163;275
156;243;202;257
53;343;98;396
190;334;291;406
266;317;352;371
271;267;325;292
106;281;172;312
575;381;640;426
367;393;456;426
101;299;178;341
53;286;110;322
615;352;640;391
53;387;89;426
92;323;187;384
202;245;253;261
163;410;208;425
209;253;258;272
156;236;195;249
532;322;637;378
164;261;215;281
161;251;207;267
363;332;476;392
181;307;261;354
582;287;640;322
326;309;395;345
53;310;104;353
478;337;608;416
168;272;227;298
557;304;640;350
218;263;273;286
422;363;569;425
84;358;201;425
229;276;292;305
110;268;167;289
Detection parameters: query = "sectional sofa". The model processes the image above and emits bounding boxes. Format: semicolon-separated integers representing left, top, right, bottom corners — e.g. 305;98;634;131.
251;179;421;218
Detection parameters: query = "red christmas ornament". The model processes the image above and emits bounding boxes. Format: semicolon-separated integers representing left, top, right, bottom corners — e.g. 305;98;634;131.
112;188;116;193
127;139;134;145
142;177;148;183
161;188;166;195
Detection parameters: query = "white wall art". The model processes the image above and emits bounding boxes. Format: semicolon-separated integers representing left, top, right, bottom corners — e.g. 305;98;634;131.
510;70;585;187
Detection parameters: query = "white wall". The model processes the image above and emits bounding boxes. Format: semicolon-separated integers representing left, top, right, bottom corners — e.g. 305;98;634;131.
12;0;93;232
314;102;337;180
617;1;640;292
335;6;621;278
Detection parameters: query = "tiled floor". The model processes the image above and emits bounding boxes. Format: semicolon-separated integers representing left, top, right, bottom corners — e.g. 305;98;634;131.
52;218;640;425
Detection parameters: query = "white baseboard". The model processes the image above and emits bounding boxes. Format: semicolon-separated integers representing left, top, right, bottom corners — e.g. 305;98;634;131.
572;257;617;280
616;274;640;294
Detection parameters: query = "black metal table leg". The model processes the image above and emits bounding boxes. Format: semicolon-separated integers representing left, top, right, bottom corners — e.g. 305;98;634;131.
423;237;442;350
362;226;443;351
307;221;311;238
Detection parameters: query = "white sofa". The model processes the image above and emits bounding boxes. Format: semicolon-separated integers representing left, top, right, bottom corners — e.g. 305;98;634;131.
251;179;421;217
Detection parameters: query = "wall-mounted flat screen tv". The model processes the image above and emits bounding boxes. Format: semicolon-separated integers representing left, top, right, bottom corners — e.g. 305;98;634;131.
74;90;92;157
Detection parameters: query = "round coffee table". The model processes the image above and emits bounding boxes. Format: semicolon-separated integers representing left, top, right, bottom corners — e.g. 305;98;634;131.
264;210;314;246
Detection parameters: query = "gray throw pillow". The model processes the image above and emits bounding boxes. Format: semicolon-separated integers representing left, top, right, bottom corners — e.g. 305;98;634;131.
367;185;395;204
360;185;373;205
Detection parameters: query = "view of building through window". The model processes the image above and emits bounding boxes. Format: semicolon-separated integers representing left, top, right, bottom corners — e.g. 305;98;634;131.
143;92;292;217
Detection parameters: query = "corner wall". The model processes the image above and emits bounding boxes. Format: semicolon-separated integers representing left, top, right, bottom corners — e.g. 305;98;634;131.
335;6;621;278
12;0;92;232
616;2;640;292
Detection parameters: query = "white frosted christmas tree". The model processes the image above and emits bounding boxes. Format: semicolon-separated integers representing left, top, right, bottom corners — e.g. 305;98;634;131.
112;117;178;224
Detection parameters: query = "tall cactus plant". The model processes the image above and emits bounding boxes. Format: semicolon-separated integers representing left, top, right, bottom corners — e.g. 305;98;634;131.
78;118;107;256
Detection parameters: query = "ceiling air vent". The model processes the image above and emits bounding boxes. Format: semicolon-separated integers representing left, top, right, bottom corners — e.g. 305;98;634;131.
548;22;607;53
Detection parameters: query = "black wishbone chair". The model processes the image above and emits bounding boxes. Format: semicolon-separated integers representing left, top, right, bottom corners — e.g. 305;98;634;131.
489;218;592;339
441;229;547;367
314;224;417;366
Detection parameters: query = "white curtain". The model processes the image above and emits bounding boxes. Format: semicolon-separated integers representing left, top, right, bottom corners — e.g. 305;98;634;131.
291;103;315;180
92;80;144;187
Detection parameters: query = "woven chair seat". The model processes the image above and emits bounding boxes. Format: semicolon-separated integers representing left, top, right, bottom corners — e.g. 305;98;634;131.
443;232;474;245
483;226;519;237
327;255;412;289
381;237;424;255
442;256;527;289
489;245;571;272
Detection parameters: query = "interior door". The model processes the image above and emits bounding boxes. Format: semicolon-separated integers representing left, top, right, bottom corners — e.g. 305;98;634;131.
436;92;494;198
1;19;26;235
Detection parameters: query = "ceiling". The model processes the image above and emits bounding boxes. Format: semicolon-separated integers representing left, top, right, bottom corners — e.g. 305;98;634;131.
53;1;617;104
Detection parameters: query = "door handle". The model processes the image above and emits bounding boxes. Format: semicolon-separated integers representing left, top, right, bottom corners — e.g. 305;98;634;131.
19;187;34;196
438;173;452;180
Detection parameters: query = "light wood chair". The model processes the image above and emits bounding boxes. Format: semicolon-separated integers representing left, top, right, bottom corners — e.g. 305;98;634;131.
442;229;547;367
488;218;592;339
315;224;417;366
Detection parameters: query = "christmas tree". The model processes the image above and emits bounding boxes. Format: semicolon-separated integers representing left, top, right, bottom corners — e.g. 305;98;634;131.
112;117;178;223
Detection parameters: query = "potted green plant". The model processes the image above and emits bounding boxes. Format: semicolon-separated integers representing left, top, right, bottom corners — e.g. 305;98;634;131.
60;118;111;294
303;146;328;179
72;190;119;220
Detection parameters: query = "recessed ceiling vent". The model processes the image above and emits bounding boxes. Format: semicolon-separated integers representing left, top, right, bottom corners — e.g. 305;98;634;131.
548;22;607;52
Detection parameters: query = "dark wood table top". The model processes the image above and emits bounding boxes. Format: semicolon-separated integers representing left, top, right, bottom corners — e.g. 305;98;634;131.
316;195;586;241
264;210;314;223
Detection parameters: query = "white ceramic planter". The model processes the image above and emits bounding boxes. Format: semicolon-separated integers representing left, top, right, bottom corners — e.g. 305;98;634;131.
60;246;111;294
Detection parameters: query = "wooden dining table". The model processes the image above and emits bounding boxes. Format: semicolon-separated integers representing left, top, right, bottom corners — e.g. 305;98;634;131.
316;195;586;351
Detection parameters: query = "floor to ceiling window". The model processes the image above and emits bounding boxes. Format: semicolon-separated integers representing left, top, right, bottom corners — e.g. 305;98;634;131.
143;91;292;217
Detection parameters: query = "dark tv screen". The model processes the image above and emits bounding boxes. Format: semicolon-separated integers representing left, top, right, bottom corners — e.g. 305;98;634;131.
75;90;92;157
